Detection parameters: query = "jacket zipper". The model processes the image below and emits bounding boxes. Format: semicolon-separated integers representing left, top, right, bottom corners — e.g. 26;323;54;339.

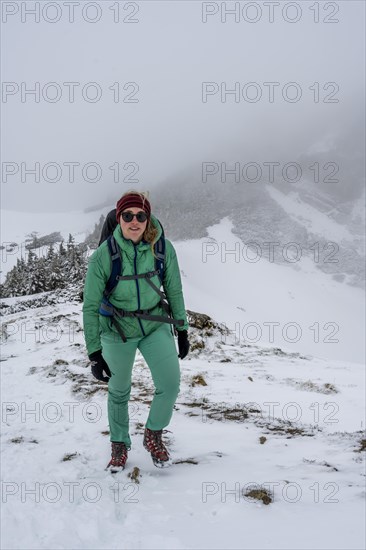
133;244;146;337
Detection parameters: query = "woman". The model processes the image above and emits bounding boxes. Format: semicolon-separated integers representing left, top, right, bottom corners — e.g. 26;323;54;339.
82;191;190;470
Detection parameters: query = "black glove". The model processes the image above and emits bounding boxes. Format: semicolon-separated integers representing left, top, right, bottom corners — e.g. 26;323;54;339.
89;350;111;382
177;330;190;359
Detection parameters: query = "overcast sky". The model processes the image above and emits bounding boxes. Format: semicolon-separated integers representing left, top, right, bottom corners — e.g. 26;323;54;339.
1;0;365;212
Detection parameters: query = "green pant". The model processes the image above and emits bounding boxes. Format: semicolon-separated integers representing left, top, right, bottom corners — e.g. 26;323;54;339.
101;323;180;447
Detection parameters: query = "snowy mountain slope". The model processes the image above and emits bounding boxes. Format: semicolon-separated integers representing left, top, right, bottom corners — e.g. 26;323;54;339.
1;295;365;550
1;204;364;548
266;186;355;243
151;153;365;288
1;208;364;363
173;217;365;364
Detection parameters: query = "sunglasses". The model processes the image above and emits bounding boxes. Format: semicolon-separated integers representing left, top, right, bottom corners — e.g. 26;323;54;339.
121;211;148;223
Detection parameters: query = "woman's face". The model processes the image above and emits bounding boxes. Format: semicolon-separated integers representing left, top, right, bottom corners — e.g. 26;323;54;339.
119;207;148;243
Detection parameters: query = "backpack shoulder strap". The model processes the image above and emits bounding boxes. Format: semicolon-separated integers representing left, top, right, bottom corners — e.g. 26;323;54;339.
104;235;122;298
153;220;166;283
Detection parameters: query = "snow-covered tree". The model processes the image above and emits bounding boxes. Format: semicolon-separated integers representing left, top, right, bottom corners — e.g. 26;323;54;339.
2;232;87;297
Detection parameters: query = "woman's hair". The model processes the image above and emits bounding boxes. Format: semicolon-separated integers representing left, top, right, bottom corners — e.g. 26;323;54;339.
120;189;159;254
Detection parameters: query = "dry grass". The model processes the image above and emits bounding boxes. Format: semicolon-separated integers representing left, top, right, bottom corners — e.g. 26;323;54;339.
128;467;141;484
244;487;273;505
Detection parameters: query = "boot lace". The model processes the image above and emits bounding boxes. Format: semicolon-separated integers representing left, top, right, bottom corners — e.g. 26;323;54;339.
109;442;130;467
144;428;171;460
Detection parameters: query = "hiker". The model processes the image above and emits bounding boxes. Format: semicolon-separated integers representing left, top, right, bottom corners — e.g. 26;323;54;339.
82;191;190;470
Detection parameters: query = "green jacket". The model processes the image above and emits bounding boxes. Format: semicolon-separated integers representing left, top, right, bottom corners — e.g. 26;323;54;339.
82;215;189;355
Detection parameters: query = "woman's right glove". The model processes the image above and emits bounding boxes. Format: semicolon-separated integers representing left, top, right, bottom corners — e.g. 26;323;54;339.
177;330;190;359
89;350;111;382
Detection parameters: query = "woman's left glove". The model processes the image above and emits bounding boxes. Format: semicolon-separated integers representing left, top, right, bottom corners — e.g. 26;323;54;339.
177;330;190;359
89;350;111;382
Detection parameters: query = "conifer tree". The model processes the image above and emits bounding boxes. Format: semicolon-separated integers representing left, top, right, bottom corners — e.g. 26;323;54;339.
2;232;87;297
26;250;41;294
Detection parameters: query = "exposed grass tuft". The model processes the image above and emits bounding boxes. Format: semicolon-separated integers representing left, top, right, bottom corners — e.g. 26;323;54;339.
128;467;141;484
244;487;272;505
62;452;79;462
191;374;207;387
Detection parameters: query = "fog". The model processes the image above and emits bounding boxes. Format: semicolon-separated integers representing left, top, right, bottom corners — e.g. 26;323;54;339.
1;1;365;213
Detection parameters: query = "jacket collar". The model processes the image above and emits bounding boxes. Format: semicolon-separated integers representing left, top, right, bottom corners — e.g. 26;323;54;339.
112;214;162;254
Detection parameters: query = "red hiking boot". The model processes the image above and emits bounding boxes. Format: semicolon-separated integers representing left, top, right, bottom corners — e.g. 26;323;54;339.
143;428;172;468
106;442;129;472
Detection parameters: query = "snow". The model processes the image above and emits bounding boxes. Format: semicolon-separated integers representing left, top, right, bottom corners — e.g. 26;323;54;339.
1;297;365;549
1;208;111;245
351;190;366;225
175;217;365;364
0;207;112;280
266;185;355;243
1;209;365;549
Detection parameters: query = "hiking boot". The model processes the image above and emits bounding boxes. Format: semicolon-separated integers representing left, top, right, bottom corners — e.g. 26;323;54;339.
106;442;129;472
143;428;172;468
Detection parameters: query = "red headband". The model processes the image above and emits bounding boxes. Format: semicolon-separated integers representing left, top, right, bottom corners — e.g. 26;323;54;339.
116;193;151;223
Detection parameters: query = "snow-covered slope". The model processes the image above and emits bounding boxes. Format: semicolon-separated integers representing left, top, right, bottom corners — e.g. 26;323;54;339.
152;163;365;289
1;295;365;550
1;209;364;363
266;186;355;243
175;217;365;364
1;208;365;549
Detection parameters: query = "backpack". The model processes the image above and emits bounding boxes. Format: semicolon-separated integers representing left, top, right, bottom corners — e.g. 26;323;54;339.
98;217;183;342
